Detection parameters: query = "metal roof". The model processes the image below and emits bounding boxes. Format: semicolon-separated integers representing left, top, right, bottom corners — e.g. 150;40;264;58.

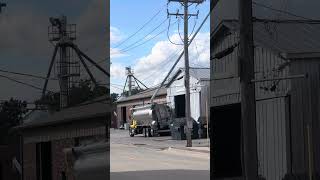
116;87;167;103
216;19;320;54
166;67;210;87
189;67;210;80
15;95;110;130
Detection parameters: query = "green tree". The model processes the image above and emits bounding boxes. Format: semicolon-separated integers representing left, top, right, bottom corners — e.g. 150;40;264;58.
110;93;119;103
0;98;27;144
121;87;143;97
36;79;108;110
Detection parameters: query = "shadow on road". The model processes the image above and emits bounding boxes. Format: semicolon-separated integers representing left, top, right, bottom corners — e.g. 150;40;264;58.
111;169;209;180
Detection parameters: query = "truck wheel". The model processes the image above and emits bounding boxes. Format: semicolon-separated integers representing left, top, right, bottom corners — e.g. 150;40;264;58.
129;128;134;137
147;128;152;137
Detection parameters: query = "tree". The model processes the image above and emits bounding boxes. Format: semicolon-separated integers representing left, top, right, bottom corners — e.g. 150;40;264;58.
0;98;27;144
110;93;119;103
121;87;143;97
36;79;108;111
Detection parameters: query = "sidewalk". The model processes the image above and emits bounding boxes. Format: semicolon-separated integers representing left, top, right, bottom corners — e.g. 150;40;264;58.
168;146;210;154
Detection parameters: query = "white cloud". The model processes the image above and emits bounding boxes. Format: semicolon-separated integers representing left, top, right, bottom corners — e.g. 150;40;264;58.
110;48;127;59
110;63;126;80
110;26;123;44
110;63;126;94
131;32;210;87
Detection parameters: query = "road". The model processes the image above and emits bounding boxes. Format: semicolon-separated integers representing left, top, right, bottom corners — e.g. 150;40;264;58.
110;129;210;180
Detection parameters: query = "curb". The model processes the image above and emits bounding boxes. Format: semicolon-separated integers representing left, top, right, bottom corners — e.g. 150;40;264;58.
168;147;210;154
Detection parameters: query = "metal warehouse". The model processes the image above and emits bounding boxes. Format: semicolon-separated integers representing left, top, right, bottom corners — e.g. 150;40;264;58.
210;19;320;180
166;67;210;123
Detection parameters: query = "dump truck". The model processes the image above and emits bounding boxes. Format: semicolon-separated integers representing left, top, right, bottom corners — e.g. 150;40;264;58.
129;103;172;137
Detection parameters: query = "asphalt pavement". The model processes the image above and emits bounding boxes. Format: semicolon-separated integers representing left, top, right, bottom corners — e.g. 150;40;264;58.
110;129;210;180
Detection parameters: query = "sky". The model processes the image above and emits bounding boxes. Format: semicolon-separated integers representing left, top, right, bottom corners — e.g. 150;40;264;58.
0;0;108;102
2;0;320;100
110;0;211;94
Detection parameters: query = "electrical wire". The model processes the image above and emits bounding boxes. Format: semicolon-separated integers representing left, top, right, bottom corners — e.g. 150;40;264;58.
139;48;184;83
120;18;169;52
252;1;314;20
0;74;53;93
120;28;167;53
178;17;185;43
0;69;57;80
167;17;184;46
189;15;198;38
113;4;166;48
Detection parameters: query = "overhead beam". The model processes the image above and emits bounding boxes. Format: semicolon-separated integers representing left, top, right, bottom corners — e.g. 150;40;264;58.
74;49;98;86
71;45;110;77
42;44;59;97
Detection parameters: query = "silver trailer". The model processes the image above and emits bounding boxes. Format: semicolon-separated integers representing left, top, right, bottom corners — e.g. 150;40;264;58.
129;103;172;137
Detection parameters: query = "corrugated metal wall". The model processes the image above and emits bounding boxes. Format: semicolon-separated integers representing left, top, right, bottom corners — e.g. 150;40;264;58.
211;29;290;180
211;31;240;107
167;72;209;122
256;97;287;180
289;59;320;176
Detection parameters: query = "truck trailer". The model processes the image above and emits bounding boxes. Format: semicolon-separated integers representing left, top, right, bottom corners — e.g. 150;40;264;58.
129;103;172;137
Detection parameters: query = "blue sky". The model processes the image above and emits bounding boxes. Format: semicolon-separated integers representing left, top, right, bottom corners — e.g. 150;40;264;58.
110;0;210;94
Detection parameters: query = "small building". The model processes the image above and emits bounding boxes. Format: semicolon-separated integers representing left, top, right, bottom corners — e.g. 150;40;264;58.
116;88;167;128
13;96;110;180
166;67;210;123
210;19;320;180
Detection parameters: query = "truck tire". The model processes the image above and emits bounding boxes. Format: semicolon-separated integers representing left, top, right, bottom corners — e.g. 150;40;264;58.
147;128;153;137
129;128;134;137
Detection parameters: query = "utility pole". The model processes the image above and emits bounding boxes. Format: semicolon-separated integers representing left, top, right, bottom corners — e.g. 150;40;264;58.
239;0;258;179
183;0;192;147
167;0;203;147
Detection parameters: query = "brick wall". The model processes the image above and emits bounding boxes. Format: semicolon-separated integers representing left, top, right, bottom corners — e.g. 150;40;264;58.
23;143;37;180
51;138;75;180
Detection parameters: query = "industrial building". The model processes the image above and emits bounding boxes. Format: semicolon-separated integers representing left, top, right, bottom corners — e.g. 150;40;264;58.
116;88;167;128
210;19;320;180
166;67;210;123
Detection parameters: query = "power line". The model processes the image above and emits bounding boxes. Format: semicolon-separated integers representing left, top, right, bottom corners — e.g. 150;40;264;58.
121;29;167;53
139;48;183;82
120;18;169;52
113;4;166;48
167;17;184;45
252;1;314;20
0;69;57;80
0;74;53;93
110;84;123;90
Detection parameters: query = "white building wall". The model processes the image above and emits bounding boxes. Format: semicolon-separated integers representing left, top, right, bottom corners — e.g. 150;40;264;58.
167;71;209;122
